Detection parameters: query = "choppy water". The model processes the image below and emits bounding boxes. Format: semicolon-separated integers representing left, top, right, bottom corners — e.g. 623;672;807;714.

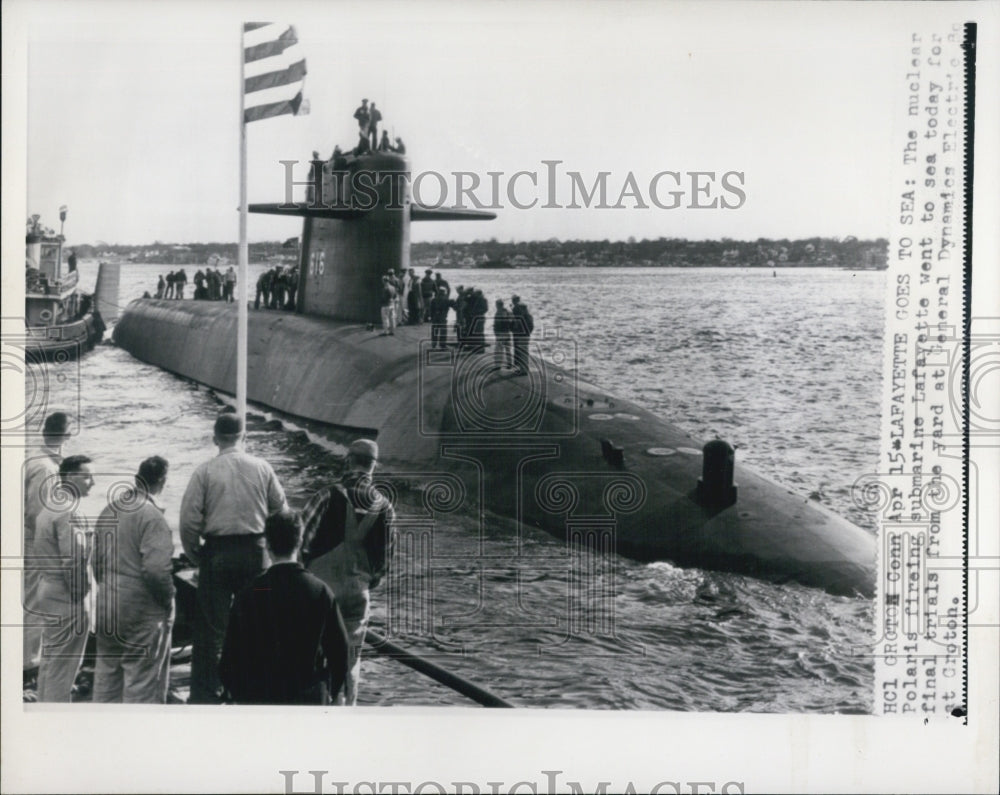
24;261;882;711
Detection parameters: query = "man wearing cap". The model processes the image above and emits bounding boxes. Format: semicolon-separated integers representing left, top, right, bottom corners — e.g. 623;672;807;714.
23;411;72;674
420;269;436;321
300;439;396;705
180;413;288;703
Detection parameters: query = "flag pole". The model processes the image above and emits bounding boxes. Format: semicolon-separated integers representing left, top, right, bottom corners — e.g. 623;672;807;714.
237;25;249;428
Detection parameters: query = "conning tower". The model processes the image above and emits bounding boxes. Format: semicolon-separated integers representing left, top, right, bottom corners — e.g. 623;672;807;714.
250;151;494;322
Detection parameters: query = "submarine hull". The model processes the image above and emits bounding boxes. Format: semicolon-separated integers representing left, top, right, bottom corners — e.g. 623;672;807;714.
114;299;875;597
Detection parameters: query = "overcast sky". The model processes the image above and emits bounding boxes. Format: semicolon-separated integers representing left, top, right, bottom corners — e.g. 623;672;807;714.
18;1;909;245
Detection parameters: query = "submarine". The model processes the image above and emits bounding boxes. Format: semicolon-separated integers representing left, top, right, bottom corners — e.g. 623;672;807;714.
114;144;876;598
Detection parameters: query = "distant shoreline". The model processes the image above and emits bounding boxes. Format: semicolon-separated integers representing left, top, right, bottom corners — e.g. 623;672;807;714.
76;236;888;270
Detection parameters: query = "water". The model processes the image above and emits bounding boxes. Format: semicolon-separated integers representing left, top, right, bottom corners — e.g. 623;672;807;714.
27;261;882;711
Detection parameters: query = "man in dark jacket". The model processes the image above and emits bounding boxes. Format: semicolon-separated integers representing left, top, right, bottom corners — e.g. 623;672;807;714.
420;269;436;321
368;102;383;150
220;510;350;705
406;269;423;324
429;288;452;348
270;269;287;310
285;267;299;310
453;286;468;344
433;272;450;298
468;289;489;352
511;295;534;375
255;269;271;310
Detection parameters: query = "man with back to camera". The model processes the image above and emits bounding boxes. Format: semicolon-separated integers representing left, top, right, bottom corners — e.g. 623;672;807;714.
430;287;452;349
255;268;272;310
180;413;288;703
23;411;72;674
174;268;187;299
511;294;534;375
220;509;351;705
300;439;396;705
93;456;176;703
33;455;96;701
421;268;436;321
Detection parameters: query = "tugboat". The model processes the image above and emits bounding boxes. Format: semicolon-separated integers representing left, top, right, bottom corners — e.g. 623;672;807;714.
24;208;105;361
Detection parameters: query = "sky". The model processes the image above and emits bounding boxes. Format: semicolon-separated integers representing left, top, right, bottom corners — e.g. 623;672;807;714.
15;1;909;245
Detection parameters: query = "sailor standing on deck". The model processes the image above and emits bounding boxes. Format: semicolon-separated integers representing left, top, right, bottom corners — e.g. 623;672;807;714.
33;455;96;701
353;98;370;138
174;269;187;299
180;413;288;704
379;275;397;335
421;269;436;321
493;299;513;369
93;456;175;703
511;295;534;375
301;440;396;705
430;288;452;349
23;412;72;674
255;268;271;310
368;102;382;151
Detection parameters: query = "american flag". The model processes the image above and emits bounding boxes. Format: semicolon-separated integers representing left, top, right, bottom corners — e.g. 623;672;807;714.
242;23;309;124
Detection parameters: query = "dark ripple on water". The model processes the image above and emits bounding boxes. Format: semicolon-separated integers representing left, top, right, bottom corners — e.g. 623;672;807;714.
36;263;881;711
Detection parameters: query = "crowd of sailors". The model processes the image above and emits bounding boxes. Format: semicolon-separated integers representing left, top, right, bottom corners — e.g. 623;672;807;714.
156;266;236;302
148;261;537;372
23;411;395;706
254;266;300;310
379;268;535;374
151;265;303;311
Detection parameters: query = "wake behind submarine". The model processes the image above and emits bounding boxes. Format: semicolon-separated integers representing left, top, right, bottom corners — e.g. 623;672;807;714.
114;145;876;598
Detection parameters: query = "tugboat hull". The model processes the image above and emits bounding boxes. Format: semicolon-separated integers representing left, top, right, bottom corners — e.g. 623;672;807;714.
25;312;105;361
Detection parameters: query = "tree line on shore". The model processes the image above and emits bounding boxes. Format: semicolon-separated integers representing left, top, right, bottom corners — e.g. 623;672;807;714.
70;236;888;270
